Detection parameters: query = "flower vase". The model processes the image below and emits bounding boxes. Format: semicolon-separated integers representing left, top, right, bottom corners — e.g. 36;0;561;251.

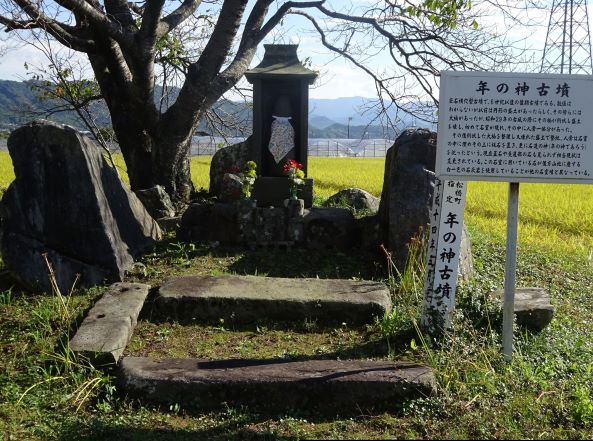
284;198;305;218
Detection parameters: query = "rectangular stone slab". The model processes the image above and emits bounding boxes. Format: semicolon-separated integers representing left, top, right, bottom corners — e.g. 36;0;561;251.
119;357;436;413
491;287;554;332
70;282;150;364
156;275;392;325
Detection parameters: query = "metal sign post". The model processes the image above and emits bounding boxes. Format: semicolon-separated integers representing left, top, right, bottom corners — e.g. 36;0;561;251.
503;182;520;360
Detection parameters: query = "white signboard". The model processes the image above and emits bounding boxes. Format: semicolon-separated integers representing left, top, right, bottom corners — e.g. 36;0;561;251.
422;178;467;332
436;71;593;183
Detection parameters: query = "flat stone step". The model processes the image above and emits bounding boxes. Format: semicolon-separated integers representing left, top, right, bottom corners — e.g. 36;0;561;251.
119;357;436;413
156;275;392;325
70;282;150;364
491;287;554;332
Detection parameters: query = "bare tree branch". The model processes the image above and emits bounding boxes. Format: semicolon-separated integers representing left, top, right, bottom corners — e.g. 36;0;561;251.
156;0;202;37
216;0;324;91
1;1;96;51
53;0;130;44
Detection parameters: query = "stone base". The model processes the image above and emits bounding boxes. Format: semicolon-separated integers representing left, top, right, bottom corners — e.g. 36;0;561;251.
253;177;313;208
119;357;436;413
178;203;356;249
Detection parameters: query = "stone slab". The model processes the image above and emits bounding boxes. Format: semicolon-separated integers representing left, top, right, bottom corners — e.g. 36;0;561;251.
156;275;392;325
492;287;554;332
253;176;314;208
119;357;436;413
70;282;150;364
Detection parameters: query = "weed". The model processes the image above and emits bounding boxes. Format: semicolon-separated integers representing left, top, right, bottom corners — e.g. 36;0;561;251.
572;385;593;425
376;310;404;353
0;287;14;305
42;253;79;323
376;232;427;350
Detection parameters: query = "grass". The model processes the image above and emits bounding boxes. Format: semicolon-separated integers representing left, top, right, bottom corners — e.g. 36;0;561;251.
1;151;593;439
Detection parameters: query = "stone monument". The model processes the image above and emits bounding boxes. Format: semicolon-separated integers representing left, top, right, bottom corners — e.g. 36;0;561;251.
245;44;318;207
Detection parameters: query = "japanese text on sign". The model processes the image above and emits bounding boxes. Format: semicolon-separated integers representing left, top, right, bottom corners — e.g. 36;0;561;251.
436;71;593;183
422;179;467;332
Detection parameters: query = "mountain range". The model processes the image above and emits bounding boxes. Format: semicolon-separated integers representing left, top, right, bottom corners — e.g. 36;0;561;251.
0;80;435;139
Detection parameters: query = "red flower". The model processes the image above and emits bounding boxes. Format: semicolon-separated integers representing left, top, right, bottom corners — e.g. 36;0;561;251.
283;159;302;174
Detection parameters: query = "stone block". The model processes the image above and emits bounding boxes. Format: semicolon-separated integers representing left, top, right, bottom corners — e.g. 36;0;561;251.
157;216;181;233
256;207;286;242
156;275;392;325
69;282;150;364
119;357;436;413
135;185;176;219
491;287;554;332
303;208;356;249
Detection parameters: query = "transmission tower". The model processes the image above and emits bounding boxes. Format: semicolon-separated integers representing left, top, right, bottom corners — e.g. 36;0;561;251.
541;0;593;74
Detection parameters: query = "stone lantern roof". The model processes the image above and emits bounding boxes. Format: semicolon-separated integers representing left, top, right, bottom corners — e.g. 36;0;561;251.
245;44;318;84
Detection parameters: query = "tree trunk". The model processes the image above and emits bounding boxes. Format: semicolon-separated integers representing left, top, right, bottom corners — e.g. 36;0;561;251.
152;132;195;205
90;57;196;205
109;105;155;191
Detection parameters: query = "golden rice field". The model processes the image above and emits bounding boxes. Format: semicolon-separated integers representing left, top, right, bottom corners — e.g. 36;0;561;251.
1;152;592;258
190;156;386;198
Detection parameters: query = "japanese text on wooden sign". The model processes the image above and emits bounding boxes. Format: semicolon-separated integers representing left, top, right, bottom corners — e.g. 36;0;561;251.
436;71;593;183
422;178;467;332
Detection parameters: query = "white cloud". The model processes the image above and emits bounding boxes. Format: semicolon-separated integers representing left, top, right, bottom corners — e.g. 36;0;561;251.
0;43;47;81
310;59;377;99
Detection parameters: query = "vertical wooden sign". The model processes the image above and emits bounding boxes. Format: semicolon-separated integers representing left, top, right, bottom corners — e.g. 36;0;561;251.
422;178;467;333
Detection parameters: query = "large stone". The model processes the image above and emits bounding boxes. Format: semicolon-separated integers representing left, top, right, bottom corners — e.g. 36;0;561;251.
326;187;380;212
70;282;150;364
119;357;436;413
209;137;254;199
378;128;436;270
156;275;392;325
135;185;176;219
0;121;161;293
177;202;239;243
378;128;473;278
491;287;554;332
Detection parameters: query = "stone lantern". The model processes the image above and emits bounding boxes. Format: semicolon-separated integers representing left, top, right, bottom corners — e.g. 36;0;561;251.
245;44;318;207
